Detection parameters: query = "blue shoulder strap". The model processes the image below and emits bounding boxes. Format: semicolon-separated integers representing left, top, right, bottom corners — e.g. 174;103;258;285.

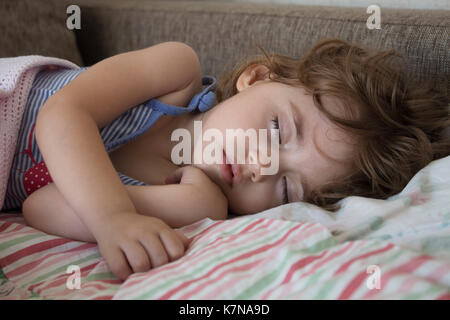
146;76;217;116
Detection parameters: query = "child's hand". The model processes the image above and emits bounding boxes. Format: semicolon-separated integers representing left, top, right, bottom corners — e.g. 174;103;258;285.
93;212;189;281
165;165;227;205
165;165;210;185
165;165;228;220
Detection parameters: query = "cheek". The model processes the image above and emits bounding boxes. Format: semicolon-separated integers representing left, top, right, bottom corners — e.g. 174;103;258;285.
228;183;276;215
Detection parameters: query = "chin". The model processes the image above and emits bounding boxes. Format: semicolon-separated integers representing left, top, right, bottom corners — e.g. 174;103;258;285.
228;202;251;216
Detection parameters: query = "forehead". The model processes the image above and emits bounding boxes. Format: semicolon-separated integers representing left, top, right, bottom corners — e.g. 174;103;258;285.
308;97;357;162
313;118;356;166
289;86;358;172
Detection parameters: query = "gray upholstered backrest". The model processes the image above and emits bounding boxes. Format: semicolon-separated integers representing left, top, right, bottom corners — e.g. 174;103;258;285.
70;0;450;96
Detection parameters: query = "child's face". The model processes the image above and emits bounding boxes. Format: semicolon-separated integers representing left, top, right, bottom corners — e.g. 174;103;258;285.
193;65;357;215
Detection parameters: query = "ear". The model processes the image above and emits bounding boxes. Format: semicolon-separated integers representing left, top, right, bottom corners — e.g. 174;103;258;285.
236;64;271;92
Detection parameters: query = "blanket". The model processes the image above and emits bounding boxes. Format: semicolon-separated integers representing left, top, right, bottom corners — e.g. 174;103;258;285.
0;56;80;209
1;155;449;299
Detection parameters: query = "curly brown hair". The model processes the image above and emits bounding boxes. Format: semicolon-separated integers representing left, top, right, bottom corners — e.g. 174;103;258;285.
213;38;450;212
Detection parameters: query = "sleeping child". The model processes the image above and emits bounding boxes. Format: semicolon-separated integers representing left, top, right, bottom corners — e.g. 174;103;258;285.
2;39;449;280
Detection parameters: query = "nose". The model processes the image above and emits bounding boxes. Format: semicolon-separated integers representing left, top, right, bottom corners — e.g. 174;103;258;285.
245;149;270;183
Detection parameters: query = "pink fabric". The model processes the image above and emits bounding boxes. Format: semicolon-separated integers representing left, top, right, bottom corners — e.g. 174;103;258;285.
0;55;80;209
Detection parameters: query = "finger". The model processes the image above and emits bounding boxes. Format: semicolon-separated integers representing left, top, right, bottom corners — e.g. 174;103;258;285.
174;229;190;249
179;166;207;185
139;235;169;268
100;245;132;281
120;241;151;274
159;229;186;261
165;167;183;184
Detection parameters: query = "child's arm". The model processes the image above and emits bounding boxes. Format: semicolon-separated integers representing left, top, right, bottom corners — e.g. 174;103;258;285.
34;42;203;280
131;165;229;227
127;184;228;228
22;178;227;242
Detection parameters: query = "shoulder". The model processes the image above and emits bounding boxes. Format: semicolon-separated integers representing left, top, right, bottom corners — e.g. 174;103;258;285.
154;70;203;108
151;42;203;108
150;41;202;92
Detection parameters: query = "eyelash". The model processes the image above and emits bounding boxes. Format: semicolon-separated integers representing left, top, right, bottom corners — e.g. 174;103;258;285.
271;116;282;145
271;116;289;204
282;176;289;204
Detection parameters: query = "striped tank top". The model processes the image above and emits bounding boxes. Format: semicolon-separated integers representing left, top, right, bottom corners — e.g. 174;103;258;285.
2;66;217;211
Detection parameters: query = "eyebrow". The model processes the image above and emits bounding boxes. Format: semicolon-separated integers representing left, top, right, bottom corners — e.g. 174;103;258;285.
289;99;310;201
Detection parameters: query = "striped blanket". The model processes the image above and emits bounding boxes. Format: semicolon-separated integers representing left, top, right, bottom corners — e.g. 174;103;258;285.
0;214;449;300
1;159;449;300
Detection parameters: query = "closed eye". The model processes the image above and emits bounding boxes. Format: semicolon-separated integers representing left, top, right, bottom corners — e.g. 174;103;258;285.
282;176;289;204
271;116;281;145
271;116;289;204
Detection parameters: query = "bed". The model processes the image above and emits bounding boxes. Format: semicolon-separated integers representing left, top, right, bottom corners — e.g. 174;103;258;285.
1;155;449;299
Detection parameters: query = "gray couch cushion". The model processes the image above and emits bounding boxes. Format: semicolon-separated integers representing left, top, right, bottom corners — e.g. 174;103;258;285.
0;0;83;66
71;0;450;96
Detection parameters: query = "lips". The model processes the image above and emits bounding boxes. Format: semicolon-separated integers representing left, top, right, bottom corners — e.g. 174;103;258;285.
220;150;243;187
220;150;233;187
230;160;241;184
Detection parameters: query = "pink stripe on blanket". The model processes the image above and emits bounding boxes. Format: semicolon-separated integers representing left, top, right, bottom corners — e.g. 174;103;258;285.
203;225;326;300
436;292;450;300
5;242;95;279
0;227;43;240
159;223;304;299
29;262;98;293
180;259;264;299
361;255;435;299
333;243;395;275
337;270;369;299
181;221;302;299
0;221;13;232
303;242;359;277
0;222;28;235
0;238;73;266
281;250;328;285
260;226;339;299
